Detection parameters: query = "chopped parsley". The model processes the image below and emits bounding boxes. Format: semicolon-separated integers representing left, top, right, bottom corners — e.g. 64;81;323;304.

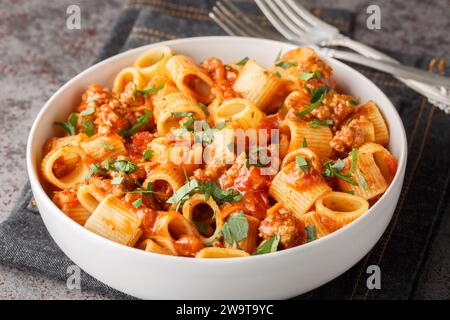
83;119;95;137
349;99;358;106
349;148;358;174
55;113;78;136
142;148;153;160
133;83;165;100
220;211;249;246
305;225;316;242
132;198;142;208
252;234;280;255
322;159;357;185
111;176;124;185
126;182;156;195
299;70;321;81
104;159;136;173
295;155;309;172
100;142;114;150
80;108;95;116
310;119;333;128
199;103;209;115
236;57;249;66
359;174;369;190
274;49;282;62
192;221;208;235
302;137;308;148
166;179;242;209
120;109;151;138
86;163;107;179
275;61;298;69
295;87;328;117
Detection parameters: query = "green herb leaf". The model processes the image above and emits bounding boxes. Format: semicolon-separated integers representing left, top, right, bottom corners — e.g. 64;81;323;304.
275;71;282;78
143;149;153;161
302;137;308;148
310;119;333;128
214;120;228;130
199;103;209;115
296;156;309;172
236;57;249;66
126;183;155;195
86;164;107;179
134;83;165;99
111;160;136;173
192;221;208;235
349;148;358;174
349;99;358;106
322;159;357;185
252;234;280;255
275;61;298;69
275;49;282;62
299;71;315;81
359;174;369;190
83;119;95;137
295;87;328;117
132;198;142;208
171;112;193;117
314;70;322;78
305;225;316;242
55;113;78;136
80;108;95;116
111;176;123;185
221;211;249;246
121;109;151;138
100;142;114;150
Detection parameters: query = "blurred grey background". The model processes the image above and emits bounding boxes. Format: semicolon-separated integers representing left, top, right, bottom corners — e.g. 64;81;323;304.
0;0;448;299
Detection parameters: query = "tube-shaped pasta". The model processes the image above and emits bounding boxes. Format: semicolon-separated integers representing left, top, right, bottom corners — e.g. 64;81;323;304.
80;134;127;161
212;128;236;164
143;163;186;201
214;98;265;130
315;191;369;232
43;133;88;177
281;147;322;170
139;238;174;255
301;211;330;239
76;184;106;213
149;137;170;164
281;119;332;160
338;143;392;199
270;150;331;218
166;55;215;104
113;67;146;94
233;59;284;113
41;145;89;189
182;194;223;244
53;190;91;225
361;101;389;145
155;92;206;136
84;195;142;246
152;211;197;255
134;46;173;79
195;247;250;258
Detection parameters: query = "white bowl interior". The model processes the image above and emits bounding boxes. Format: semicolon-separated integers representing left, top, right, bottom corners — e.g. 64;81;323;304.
26;37;407;299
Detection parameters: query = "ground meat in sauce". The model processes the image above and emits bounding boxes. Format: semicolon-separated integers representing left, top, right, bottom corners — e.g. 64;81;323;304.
330;118;366;153
202;57;240;100
259;207;306;248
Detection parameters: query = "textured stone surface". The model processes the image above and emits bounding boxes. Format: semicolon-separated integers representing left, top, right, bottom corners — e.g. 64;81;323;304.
0;0;448;299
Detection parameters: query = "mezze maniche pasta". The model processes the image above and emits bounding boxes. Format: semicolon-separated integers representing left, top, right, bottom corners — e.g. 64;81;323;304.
40;46;398;258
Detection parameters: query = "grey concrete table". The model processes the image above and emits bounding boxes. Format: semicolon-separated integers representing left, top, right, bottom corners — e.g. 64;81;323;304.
0;0;449;299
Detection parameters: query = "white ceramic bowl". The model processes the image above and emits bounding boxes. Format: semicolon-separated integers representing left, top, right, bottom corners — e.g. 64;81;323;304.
27;37;407;299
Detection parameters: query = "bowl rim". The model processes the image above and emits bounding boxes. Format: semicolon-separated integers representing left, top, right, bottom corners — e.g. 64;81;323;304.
26;36;408;264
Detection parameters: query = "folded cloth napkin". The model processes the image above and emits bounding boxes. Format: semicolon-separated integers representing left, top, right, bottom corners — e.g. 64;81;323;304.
1;0;449;300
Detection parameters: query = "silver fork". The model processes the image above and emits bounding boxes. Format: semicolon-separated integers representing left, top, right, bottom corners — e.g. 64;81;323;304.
253;0;450;113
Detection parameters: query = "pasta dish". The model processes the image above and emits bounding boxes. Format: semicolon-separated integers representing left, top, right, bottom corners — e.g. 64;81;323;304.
40;46;397;258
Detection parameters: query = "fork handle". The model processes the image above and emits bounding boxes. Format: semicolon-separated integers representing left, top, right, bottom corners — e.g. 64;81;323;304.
323;35;450;113
319;48;450;87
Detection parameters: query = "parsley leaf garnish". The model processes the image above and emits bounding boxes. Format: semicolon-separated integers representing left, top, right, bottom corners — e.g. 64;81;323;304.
349;148;358;174
221;211;249;246
359;174;369;190
236;57;249;66
295;156;309;172
83;119;95;137
305;225;316;242
322;159;357;185
302;137;308;148
80;108;95;116
120;109;151;138
349;99;358;106
86;163;107;179
295;87;328;117
199;103;209;115
310;119;333;128
132;198;142;208
252;234;280;255
55;113;78;136
275;61;298;69
100;142;114;150
299;70;322;81
274;49;282;62
133;83;165;100
143;149;153;160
